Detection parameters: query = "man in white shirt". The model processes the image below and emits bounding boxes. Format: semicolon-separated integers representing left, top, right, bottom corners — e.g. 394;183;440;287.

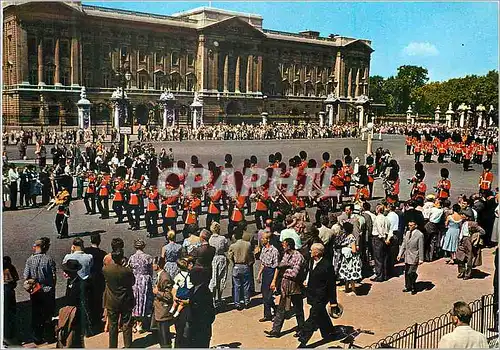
424;198;444;262
385;203;400;277
7;164;19;210
280;216;302;249
318;215;333;246
371;204;392;282
438;301;488;348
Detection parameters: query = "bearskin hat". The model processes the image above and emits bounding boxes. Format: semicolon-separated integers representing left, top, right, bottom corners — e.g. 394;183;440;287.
322;152;330;161
366;156;374;166
299;151;307;160
440;168;449;178
345;155;353;165
343;148;351;157
225;153;232;163
483;160;492;170
275;152;282;162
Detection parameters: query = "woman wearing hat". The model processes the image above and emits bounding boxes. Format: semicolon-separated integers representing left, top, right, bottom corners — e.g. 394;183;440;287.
127;239;153;333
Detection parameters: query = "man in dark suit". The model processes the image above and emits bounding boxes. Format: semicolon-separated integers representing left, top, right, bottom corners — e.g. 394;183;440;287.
102;249;135;348
152;257;174;348
190;229;216;286
297;243;339;347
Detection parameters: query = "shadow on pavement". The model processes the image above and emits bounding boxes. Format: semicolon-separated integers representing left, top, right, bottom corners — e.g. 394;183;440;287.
212;341;242;348
70;229;107;238
414;281;435;293
355;283;372;296
131;333;158;348
471;269;490;279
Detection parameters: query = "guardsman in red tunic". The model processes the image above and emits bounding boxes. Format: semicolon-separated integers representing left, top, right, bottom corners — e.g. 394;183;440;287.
127;180;142;230
206;185;222;230
406;136;413;155
435;168;451;200
454;143;463;164
84;172;96;214
486;143;495;162
112;177;126;223
184;194;201;232
463;145;472;171
424;141;433;163
413;141;422;163
321;152;332;170
254;186;270;230
342;155;353;196
411;173;427;201
330;163;345;211
145;186;160;237
475;144;484;164
479;160;494;195
228;194;245;237
161;190;179;234
354;166;370;204
97;173;110;219
366;156;376;199
384;168;400;204
437;142;447;163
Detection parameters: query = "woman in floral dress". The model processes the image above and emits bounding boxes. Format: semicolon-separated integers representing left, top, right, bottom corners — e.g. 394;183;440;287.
338;222;362;295
161;230;182;279
128;239;153;333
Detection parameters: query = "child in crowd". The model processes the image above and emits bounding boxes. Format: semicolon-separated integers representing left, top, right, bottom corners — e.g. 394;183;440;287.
170;257;194;318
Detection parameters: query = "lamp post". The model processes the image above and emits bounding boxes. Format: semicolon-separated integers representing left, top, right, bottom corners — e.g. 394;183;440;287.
159;89;176;129
77;87;91;140
113;53;132;156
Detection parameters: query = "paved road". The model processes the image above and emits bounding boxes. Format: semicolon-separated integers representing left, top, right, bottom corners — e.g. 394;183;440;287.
4;135;497;347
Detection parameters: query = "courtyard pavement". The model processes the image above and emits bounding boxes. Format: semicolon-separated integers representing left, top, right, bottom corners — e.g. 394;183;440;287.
3;135;497;348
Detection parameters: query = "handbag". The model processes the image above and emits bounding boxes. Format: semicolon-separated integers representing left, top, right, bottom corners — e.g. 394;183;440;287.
23;258;43;294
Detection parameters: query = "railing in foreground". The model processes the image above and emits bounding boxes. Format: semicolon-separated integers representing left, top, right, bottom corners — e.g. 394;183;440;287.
366;294;498;348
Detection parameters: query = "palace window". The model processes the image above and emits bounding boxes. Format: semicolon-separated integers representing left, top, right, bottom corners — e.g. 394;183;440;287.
28;36;37;56
102;44;111;60
32;107;40;118
44;38;54;57
138;73;148;90
186;75;195;91
84;71;92;87
139;49;147;63
187;53;194;67
6;35;11;59
43;65;55;85
269;83;276;96
171;52;179;66
170;73;181;91
155;51;163;65
121;46;129;60
60;40;70;59
29;68;37;85
61;69;70;86
102;73;110;88
154;73;165;90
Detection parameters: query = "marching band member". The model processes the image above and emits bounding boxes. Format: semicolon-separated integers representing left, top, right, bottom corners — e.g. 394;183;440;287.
97;172;110;219
127;179;142;231
228;193;245;237
161;185;179;235
413;140;422;163
435;168;451;200
206;182;222;230
84;171;96;215
479;160;494;195
486;143;495;162
437;141;447;163
383;167;400;204
54;187;71;239
354;166;370;204
112;177;126;224
145;185;160;237
183;194;202;237
366;156;376;199
342;155;353;196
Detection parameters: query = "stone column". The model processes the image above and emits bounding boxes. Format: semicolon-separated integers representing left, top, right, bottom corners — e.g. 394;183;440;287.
71;33;80;86
334;51;341;96
347;67;352;98
354;68;360;97
318;111;325;127
192;109;198;129
246;55;253;93
256;55;262;93
197;36;207;91
37;36;44;85
212;49;218;91
223;54;229;92
54;38;61;85
18;24;29;84
328;105;334;126
357;106;364;129
364;66;369;95
235;56;240;93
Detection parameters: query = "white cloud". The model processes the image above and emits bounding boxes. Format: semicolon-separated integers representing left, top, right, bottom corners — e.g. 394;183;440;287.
402;42;439;57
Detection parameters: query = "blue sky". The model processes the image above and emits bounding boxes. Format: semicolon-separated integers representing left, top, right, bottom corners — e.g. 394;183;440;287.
84;1;499;82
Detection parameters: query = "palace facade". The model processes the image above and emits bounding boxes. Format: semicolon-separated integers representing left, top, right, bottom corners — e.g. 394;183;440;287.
2;1;373;129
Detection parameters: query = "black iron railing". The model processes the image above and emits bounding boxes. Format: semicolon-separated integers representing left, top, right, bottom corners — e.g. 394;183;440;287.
367;294;498;348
